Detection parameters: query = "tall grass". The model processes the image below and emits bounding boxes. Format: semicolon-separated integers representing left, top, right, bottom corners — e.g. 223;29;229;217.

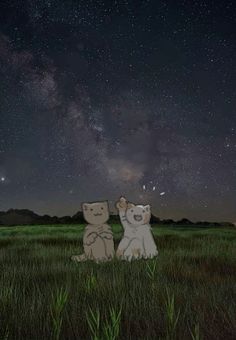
103;305;122;340
50;287;68;340
86;307;101;340
1;327;9;340
85;269;97;293
86;305;122;340
0;225;235;339
164;288;180;340
189;323;200;340
145;259;157;280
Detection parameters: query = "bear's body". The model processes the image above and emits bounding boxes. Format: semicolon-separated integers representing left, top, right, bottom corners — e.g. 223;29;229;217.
116;197;158;261
82;223;114;261
71;201;114;263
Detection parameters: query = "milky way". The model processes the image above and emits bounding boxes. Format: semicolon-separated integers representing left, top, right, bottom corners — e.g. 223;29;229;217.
0;1;235;222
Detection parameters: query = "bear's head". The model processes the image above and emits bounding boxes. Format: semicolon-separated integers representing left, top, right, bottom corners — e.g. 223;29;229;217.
126;204;151;226
82;201;109;225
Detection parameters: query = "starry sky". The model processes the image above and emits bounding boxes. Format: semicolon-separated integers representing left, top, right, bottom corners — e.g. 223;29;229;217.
0;0;235;222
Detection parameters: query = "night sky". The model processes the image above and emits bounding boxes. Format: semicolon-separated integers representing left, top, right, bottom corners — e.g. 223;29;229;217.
0;1;235;222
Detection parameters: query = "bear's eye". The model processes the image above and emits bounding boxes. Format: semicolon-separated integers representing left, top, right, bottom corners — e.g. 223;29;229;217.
101;207;104;210
90;208;93;211
131;209;134;213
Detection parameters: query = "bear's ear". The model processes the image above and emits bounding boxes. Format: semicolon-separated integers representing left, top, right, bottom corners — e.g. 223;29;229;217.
127;202;135;209
82;203;88;211
144;205;150;212
102;201;109;210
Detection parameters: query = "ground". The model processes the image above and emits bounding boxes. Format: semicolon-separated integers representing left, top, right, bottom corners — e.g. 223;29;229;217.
0;224;236;339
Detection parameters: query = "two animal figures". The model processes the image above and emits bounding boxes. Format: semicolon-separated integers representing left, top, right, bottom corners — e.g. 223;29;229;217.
71;197;158;263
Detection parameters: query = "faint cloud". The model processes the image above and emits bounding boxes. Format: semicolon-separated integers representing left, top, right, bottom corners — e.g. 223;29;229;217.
25;71;60;109
104;158;144;183
0;33;33;72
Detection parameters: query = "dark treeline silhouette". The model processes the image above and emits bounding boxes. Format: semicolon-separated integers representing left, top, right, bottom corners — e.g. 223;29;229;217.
0;209;234;227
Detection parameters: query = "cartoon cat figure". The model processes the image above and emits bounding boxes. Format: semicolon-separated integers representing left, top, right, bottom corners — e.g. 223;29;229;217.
71;201;114;263
116;197;158;261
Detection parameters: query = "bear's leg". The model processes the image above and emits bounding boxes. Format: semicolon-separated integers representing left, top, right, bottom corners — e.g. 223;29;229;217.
104;238;115;260
116;237;130;259
90;237;108;262
123;239;143;261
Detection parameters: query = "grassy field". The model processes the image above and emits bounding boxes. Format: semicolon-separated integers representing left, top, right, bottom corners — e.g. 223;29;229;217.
0;224;236;340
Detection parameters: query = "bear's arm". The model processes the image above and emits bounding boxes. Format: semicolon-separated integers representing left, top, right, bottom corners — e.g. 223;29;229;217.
118;210;130;230
83;226;99;246
143;225;158;258
96;224;113;240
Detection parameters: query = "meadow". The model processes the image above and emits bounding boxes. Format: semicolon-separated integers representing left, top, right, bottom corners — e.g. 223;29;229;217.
0;224;235;340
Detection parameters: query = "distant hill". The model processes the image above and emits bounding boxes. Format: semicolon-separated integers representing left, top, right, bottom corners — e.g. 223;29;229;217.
0;208;234;227
0;209;84;226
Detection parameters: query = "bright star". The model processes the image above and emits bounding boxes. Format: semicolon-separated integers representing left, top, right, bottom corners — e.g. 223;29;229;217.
1;177;5;182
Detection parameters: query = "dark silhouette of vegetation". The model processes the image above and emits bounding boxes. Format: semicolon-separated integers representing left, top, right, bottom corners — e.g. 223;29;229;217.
0;209;234;227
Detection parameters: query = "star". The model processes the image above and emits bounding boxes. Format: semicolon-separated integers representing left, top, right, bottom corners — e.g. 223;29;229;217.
0;1;234;222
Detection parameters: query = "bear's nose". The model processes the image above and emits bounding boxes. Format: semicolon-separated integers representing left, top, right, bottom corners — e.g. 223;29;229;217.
134;214;142;221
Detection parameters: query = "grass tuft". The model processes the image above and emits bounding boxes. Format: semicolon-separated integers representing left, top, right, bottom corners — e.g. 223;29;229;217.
164;288;180;340
50;287;69;340
86;306;101;340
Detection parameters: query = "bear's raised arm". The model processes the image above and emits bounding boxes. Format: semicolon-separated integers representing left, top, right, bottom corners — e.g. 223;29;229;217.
115;197;132;230
115;196;128;211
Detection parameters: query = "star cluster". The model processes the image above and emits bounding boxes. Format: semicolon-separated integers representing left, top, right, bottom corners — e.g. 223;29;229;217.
0;0;235;222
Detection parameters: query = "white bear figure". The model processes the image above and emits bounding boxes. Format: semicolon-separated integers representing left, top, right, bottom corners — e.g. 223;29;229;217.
116;197;158;261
